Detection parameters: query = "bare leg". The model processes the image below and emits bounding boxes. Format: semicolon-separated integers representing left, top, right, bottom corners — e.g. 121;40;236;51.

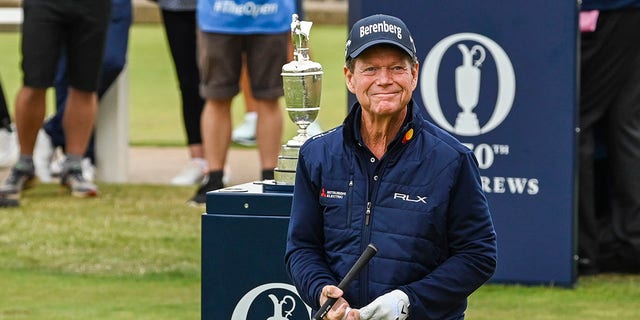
202;98;232;172
188;144;204;159
15;86;47;155
63;87;98;156
255;98;282;170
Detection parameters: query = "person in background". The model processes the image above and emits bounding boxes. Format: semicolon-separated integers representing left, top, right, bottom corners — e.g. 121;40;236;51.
189;0;295;205
0;0;111;208
0;77;18;168
577;0;640;275
32;0;133;183
148;0;209;186
285;14;497;320
231;0;323;146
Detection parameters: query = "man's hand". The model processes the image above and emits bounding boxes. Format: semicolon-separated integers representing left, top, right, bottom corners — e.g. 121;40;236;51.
319;285;356;320
358;290;410;320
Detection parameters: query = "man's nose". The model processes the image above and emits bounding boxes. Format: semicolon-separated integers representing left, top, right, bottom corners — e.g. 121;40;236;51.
377;68;393;84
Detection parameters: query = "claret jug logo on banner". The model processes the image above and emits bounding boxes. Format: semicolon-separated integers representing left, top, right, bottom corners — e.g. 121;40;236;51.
420;32;539;196
420;33;515;137
232;283;311;320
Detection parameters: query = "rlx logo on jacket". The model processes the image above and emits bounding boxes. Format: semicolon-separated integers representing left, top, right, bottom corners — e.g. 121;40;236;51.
393;192;428;204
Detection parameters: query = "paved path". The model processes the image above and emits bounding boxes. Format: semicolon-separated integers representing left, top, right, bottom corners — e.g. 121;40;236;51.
126;146;261;185
0;146;262;186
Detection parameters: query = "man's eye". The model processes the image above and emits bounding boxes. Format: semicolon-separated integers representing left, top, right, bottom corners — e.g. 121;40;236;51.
362;67;376;75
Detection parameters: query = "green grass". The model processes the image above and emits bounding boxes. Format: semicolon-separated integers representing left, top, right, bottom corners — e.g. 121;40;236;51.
2;25;640;320
0;184;201;319
0;269;199;320
469;275;640;319
0;184;200;276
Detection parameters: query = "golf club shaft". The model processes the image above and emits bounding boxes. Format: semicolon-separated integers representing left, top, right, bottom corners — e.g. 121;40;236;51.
312;243;378;320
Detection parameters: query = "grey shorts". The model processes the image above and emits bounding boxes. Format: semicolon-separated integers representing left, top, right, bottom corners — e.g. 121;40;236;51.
197;30;288;100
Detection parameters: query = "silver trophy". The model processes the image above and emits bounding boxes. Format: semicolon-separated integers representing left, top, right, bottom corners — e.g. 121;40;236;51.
272;14;323;186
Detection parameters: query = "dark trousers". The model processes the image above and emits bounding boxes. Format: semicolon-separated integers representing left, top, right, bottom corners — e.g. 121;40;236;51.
160;9;204;146
578;8;640;272
0;78;10;128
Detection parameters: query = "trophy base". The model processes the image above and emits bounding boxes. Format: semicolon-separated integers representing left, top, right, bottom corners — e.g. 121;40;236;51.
273;144;301;186
280;144;301;158
273;168;296;185
277;155;298;171
454;112;481;135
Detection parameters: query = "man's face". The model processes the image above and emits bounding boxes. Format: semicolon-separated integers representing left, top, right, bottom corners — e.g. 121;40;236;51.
344;45;419;117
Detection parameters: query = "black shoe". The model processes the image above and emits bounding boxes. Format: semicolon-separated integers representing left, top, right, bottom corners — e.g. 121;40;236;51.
0;197;20;208
577;257;599;276
599;244;640;274
187;177;223;207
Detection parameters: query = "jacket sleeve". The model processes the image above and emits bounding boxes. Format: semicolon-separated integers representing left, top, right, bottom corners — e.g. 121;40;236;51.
401;151;498;319
284;150;338;310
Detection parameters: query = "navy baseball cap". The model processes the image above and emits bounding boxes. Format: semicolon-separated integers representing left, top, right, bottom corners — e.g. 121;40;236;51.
345;14;416;61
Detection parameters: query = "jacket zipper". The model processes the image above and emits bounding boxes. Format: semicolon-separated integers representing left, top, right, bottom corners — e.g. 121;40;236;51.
347;178;354;227
365;201;372;225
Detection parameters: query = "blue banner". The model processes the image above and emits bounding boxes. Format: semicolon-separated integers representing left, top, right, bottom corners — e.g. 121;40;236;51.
349;0;579;286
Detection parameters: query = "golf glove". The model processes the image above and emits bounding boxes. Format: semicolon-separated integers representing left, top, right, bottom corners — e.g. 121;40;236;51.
359;289;410;320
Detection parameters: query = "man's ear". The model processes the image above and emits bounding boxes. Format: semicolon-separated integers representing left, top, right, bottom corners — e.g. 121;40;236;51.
411;61;419;90
344;66;355;93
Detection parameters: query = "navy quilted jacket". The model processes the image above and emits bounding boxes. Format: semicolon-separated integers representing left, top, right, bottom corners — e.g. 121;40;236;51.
285;100;497;320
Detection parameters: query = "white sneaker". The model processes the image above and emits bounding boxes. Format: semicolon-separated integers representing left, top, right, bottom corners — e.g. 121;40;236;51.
0;124;19;168
223;164;231;185
81;158;96;182
232;111;257;146
33;129;54;182
49;152;64;178
170;158;208;186
307;121;324;137
50;155;95;182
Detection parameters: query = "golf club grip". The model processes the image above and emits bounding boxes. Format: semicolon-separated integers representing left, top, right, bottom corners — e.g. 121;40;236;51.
312;244;378;320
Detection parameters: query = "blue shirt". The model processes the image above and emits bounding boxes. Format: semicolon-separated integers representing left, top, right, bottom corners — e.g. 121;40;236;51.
197;0;295;34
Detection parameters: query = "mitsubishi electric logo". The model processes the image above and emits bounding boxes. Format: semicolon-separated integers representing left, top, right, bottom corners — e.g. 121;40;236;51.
420;33;515;136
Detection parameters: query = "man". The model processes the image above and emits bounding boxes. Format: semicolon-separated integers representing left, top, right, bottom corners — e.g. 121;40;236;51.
190;0;295;205
285;14;497;320
33;0;132;183
0;0;110;207
577;0;640;275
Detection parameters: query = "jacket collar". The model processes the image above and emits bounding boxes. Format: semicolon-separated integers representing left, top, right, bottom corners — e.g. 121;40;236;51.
343;99;421;150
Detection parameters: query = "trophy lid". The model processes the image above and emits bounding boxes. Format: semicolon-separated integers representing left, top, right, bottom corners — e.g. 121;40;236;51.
291;14;313;62
284;14;323;74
